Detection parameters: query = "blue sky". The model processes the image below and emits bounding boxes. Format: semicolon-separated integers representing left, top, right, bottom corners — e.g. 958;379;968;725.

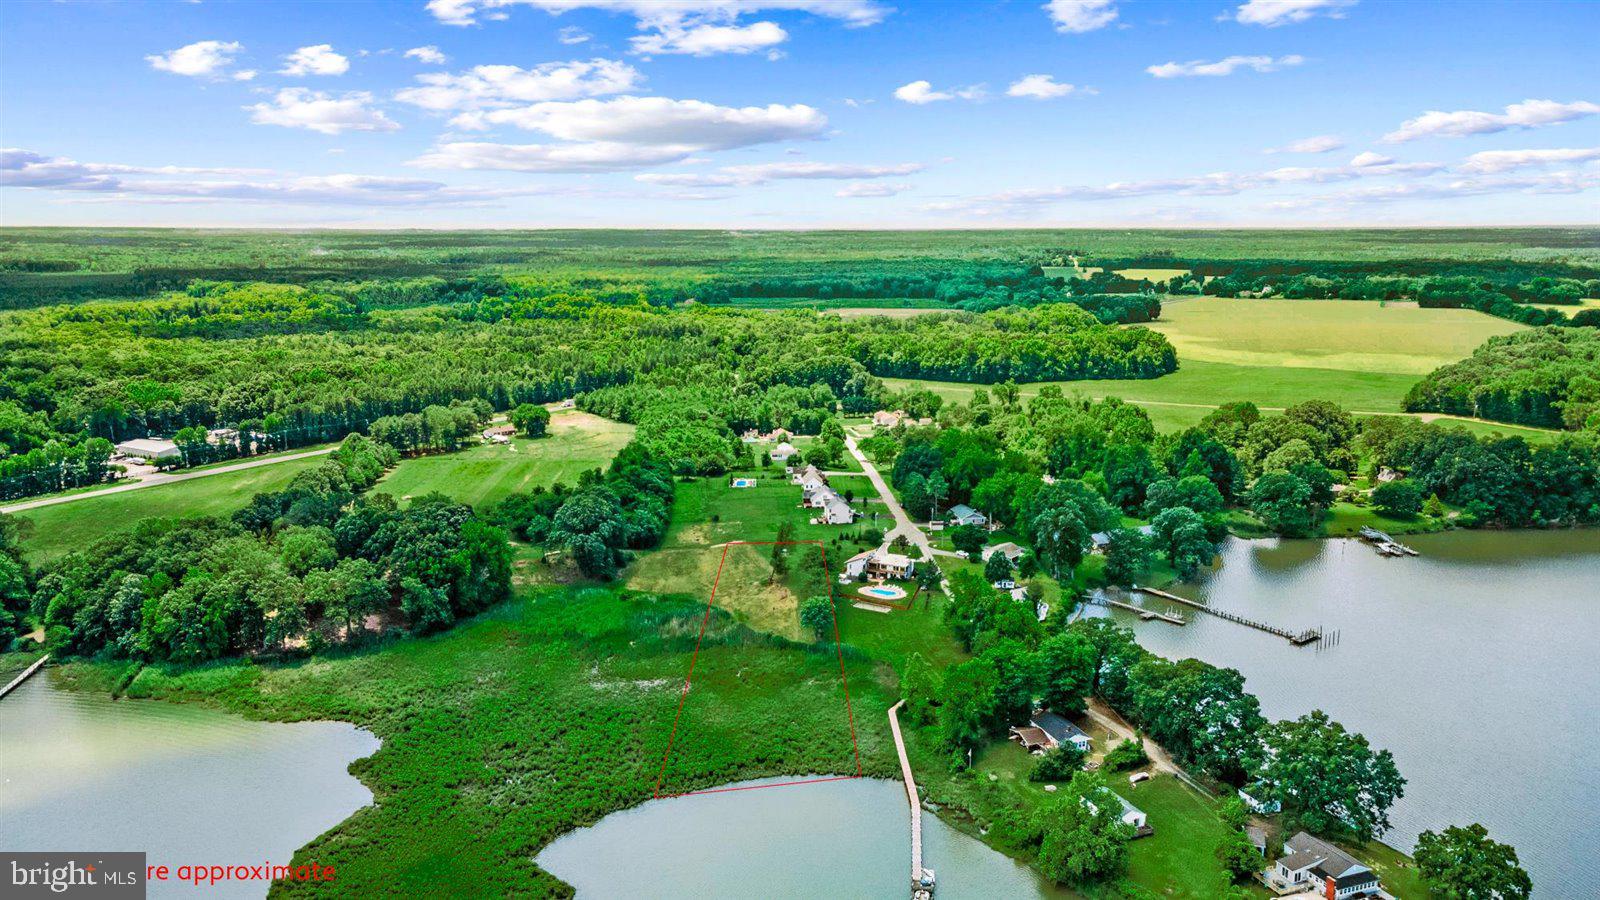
2;0;1597;227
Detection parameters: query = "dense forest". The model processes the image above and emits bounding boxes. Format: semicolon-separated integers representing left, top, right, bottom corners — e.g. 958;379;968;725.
0;282;1171;499
1405;328;1600;430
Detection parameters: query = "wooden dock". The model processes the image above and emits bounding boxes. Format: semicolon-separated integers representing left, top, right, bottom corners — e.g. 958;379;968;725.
1088;594;1186;625
0;654;49;701
888;700;935;898
1132;587;1321;646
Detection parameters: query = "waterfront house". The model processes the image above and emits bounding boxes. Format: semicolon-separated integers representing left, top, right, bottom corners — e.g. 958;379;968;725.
1266;832;1382;899
1090;524;1156;553
1009;725;1052;753
843;548;915;580
1239;784;1281;814
1082;791;1150;832
948;504;987;527
1031;710;1093;753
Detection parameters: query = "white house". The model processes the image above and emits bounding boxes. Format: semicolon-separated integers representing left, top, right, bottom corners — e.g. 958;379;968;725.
843;548;915;580
1011;710;1092;755
872;409;907;428
797;466;856;525
1268;832;1383;899
1238;784;1281;815
1082;791;1148;831
947;504;987;527
113;437;181;461
981;542;1025;564
771;442;798;463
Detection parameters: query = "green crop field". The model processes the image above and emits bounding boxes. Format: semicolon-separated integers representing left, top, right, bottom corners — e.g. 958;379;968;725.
374;411;635;510
1148;298;1522;375
884;297;1562;441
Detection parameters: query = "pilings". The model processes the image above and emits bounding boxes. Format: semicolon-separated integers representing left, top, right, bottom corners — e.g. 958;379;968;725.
1131;586;1322;646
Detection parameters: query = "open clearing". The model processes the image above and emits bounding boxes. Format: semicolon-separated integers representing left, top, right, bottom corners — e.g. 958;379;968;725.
887;298;1558;439
11;454;330;562
630;542;805;641
11;410;635;561
1146;297;1522;375
375;410;634;510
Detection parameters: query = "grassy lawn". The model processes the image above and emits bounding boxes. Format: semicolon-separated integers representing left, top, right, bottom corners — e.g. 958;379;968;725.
835;580;965;669
374;411;634;510
1321;502;1450;538
1114;775;1262;899
10;454;331;563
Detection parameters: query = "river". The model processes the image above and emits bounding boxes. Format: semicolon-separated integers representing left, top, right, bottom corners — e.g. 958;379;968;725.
536;776;1073;899
0;676;379;899
1094;529;1600;899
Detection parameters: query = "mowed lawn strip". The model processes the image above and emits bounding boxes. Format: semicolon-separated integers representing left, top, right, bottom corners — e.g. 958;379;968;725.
374;411;634;510
13;454;331;563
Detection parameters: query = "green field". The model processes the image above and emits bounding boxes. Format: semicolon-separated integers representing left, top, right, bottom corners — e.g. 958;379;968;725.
1148;298;1523;376
883;297;1561;441
10;455;332;563
374;411;635;510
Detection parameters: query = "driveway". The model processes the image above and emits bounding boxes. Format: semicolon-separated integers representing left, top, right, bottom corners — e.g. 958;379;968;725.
1;447;337;515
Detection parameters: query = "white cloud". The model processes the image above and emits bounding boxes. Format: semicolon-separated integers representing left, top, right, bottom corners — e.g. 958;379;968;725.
836;181;909;197
1349;151;1392;167
1266;135;1343;154
1460;147;1600;174
1147;54;1304;78
404;46;449;65
633;21;788;56
395;59;641;112
233;70;259;82
1384;99;1600;143
1;148;551;207
456;96;828;150
427;0;889;28
894;80;985;105
1232;0;1356;27
559;26;592;44
246;89;399;135
1006;74;1082;100
410;140;691;173
146;40;244;78
635;160;923;187
923;157;1449;215
280;44;350;77
1043;0;1118;33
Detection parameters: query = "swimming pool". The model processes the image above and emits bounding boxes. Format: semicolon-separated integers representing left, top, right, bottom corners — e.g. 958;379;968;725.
731;478;754;488
859;585;907;601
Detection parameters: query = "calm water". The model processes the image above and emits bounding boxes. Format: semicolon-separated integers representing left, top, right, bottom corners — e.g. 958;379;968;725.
0;676;379;899
536;776;1074;899
1095;530;1600;899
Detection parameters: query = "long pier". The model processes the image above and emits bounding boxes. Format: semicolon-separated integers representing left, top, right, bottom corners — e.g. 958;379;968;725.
0;654;49;701
1087;593;1186;625
1133;586;1321;646
888;700;935;898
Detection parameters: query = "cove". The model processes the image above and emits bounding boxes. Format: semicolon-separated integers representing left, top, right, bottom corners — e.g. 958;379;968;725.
0;675;379;899
1091;530;1600;899
535;776;1075;899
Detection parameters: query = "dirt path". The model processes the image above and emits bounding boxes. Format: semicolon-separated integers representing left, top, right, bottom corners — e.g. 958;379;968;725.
1085;697;1214;798
0;446;337;514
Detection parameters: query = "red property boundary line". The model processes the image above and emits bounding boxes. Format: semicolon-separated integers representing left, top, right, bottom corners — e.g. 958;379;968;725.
651;540;863;799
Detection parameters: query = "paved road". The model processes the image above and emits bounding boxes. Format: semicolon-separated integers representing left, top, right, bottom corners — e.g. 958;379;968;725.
845;436;935;556
0;447;337;515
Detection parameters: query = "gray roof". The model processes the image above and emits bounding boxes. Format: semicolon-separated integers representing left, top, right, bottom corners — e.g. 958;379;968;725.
949;504;983;520
1280;832;1371;881
1031;710;1090;745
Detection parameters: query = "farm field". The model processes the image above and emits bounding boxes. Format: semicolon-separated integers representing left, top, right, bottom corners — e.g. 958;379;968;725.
9;454;330;562
1146;298;1523;375
373;411;634;510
